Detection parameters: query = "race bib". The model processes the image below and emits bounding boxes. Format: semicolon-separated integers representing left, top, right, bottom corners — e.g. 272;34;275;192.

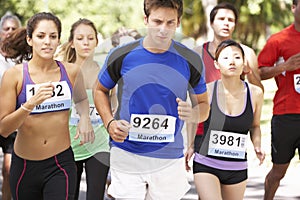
70;102;103;126
129;114;176;143
208;130;248;159
293;74;300;93
26;81;71;113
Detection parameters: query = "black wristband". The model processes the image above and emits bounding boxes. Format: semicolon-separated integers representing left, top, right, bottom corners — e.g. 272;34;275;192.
106;118;115;132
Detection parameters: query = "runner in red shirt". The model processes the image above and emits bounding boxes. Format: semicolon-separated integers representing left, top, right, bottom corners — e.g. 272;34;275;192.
258;1;300;199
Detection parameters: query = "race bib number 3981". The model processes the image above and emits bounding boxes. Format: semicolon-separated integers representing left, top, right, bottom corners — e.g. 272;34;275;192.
129;114;176;143
26;81;72;113
208;130;248;159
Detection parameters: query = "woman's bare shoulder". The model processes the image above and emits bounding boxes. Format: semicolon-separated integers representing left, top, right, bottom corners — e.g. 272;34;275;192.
1;64;23;89
59;61;80;76
4;63;23;77
248;82;264;103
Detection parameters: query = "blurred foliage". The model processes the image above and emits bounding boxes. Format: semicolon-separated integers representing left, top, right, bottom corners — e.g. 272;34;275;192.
182;0;207;39
182;0;294;51
0;0;144;42
0;0;40;22
0;0;294;50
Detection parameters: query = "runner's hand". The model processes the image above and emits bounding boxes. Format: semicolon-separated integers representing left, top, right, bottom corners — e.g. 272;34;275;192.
108;119;130;143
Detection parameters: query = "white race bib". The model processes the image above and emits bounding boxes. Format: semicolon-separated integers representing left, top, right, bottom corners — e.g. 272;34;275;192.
129;114;176;143
70;102;102;126
208;130;248;159
26;81;71;113
294;74;300;93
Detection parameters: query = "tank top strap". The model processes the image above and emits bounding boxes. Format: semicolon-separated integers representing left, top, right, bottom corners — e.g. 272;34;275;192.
211;80;218;107
55;60;73;94
211;81;253;114
56;60;67;80
244;81;253;113
202;42;209;58
22;62;32;84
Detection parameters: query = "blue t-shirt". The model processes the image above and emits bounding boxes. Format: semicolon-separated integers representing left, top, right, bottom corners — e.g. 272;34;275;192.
98;38;206;159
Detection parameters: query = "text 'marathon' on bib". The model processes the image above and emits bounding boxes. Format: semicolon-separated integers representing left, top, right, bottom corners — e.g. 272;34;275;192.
26;81;71;113
208;130;248;159
129;114;176;143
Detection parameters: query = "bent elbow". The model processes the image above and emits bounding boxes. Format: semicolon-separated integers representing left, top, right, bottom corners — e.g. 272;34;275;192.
0;122;12;138
203;107;210;122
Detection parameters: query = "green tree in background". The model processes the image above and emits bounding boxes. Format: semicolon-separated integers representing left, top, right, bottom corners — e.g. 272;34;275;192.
182;0;293;51
0;0;144;42
0;0;294;50
49;0;144;39
0;0;40;23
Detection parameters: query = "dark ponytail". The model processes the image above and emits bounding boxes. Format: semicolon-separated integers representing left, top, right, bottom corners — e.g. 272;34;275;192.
2;27;32;63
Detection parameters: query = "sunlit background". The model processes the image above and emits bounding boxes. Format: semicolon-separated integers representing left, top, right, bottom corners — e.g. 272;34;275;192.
0;0;295;51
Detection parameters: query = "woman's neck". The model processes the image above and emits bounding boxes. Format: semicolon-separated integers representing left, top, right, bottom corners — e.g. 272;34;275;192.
29;57;57;71
75;55;94;68
219;77;244;95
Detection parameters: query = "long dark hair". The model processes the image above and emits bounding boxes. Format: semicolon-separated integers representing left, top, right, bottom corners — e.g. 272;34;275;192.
1;28;30;64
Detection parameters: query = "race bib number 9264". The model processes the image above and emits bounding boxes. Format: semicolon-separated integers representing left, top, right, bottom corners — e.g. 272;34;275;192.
129;114;176;143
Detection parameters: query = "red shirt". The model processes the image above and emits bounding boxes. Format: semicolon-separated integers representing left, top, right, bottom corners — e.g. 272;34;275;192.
258;24;300;115
202;42;221;83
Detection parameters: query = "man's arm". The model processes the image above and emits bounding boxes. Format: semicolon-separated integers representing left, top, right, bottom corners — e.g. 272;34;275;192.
93;80;114;127
242;45;264;91
259;64;286;80
260;52;300;80
177;92;210;124
178;91;209;148
93;80;129;142
185;44;205;149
